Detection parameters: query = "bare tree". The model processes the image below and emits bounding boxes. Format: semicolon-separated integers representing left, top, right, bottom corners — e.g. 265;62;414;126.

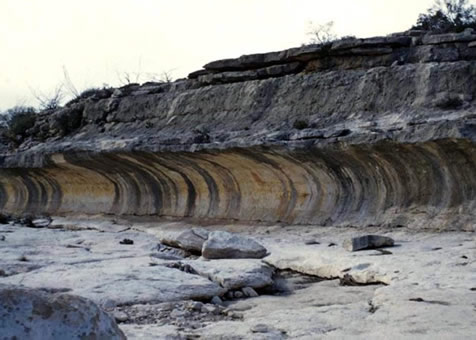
158;70;174;83
62;66;79;98
146;70;174;83
117;71;141;85
307;21;337;45
30;85;64;111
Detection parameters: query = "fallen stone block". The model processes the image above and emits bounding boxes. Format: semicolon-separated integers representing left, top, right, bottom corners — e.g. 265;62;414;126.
161;228;209;253
202;231;267;259
343;235;395;252
176;228;209;253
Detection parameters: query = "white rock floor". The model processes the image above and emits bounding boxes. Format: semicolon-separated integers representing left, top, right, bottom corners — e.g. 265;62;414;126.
1;217;475;339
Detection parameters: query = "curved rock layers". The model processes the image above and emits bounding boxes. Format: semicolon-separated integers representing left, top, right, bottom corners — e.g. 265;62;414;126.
1;30;476;230
1;140;474;230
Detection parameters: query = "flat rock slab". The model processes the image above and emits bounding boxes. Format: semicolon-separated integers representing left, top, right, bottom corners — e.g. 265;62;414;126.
0;257;225;307
0;224;226;307
0;284;126;340
202;231;267;259
343;235;394;252
185;259;274;289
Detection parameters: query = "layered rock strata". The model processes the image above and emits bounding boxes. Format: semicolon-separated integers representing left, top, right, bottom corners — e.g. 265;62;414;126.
1;30;476;230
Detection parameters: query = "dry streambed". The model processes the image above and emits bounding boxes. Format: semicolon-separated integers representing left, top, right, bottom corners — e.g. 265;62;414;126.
0;218;475;339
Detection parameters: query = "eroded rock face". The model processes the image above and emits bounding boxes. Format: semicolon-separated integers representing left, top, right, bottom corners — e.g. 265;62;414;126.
0;284;126;340
0;30;475;231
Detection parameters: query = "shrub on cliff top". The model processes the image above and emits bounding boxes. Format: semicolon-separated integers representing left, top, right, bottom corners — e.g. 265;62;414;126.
413;0;476;33
0;106;37;144
3;106;37;137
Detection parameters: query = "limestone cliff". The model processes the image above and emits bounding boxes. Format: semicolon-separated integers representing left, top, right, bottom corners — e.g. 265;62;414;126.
1;30;475;230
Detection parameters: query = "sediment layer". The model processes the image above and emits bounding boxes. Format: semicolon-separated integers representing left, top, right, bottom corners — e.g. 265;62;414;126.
1;30;475;230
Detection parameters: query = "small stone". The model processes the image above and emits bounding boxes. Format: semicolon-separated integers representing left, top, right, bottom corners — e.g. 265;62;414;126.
339;274;365;286
242;287;258;297
19;216;52;228
234;291;244;299
0;235;5;241
211;296;223;305
343;235;394;252
119;239;134;245
228;311;243;319
201;304;218;314
170;309;186;318
186;301;204;311
304;238;320;245
113;311;128;323
409;297;425;302
31;217;52;228
251;324;270;333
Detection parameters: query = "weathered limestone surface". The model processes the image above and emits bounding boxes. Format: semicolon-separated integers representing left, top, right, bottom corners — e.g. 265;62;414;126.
1;30;476;230
1;220;474;339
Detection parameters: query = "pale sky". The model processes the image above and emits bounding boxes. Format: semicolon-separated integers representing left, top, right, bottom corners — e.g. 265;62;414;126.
0;0;443;110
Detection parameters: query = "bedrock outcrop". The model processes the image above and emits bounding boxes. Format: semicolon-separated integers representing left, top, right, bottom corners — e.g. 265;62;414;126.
1;30;476;230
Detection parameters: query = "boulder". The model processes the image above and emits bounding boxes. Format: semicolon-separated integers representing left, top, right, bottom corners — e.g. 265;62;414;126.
202;231;267;259
343;235;395;252
0;284;125;339
161;228;209;253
